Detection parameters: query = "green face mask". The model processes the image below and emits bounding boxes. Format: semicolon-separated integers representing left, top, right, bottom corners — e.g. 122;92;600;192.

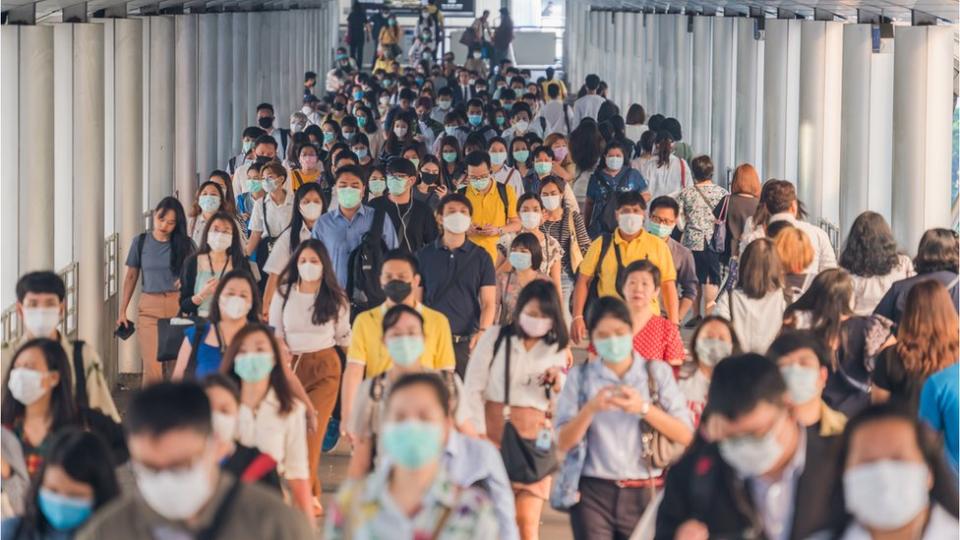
534;161;552;176
387;175;408;195
337;186;363;209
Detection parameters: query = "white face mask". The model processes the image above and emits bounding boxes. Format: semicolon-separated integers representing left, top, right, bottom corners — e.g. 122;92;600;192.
844;460;931;530
211;412;238;443
134;454;214;521
298;262;323;282
206;232;232;252
299;202;323;221
7;368;47;406
514;120;530;133
541;195;562;211
394;126;408;138
442;213;472;235
718;418;786;477
22;307;60;337
780;364;820;404
695;338;732;368
218;295;251;320
519;211;541;231
618;213;644;235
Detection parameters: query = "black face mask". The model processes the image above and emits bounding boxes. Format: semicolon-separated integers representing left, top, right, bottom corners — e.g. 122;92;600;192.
333;102;346;111
420;172;439;185
383;280;412;303
258;116;274;129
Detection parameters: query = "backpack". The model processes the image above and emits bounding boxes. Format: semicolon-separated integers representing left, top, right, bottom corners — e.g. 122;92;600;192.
595;171;629;236
346;208;388;315
579;233;625;319
456;181;509;222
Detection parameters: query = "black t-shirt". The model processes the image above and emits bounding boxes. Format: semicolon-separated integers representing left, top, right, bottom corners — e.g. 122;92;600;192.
369;196;438;254
221;444;282;492
347;11;368;39
873;346;927;409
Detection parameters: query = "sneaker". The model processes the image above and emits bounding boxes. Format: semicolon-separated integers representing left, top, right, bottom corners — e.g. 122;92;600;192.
322;417;340;453
683;316;702;329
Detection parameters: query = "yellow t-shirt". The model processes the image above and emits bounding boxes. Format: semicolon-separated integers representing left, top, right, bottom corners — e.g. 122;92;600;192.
578;229;678;313
465;183;517;264
346;303;455;378
289;169;321;191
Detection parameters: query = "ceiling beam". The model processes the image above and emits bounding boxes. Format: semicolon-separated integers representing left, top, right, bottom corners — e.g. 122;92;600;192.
62;2;88;23
5;3;37;24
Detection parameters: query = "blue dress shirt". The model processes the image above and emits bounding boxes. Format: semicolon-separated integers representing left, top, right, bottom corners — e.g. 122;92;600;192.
311;204;399;289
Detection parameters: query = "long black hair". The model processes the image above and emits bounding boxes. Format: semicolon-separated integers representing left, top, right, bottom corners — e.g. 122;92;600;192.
278;239;347;326
503;279;569;348
287;182;326;255
1;338;78;429
194;211;248;271
152;196;193;275
839;211;902;278
207;269;262;325
12;428;119;539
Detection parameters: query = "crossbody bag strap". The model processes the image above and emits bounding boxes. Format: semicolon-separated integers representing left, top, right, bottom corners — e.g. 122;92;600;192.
72;340;88;406
197;479;244;540
502;333;511;411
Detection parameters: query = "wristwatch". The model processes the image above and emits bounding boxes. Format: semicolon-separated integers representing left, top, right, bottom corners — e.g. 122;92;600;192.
639;401;651;418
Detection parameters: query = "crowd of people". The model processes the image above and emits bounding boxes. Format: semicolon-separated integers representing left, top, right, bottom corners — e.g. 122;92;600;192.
1;16;958;540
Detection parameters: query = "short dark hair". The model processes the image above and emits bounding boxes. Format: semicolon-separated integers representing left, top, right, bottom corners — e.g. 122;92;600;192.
767;330;832;368
587;296;633;335
623;259;661;288
616;191;647;210
382;303;425;335
763;180;797;215
464;150;492;170
707;353;787;421
304;71;317;82
202;372;241;402
254;134;278;149
510;232;544;270
387;372;452;416
16;271;65;303
242;126;267;139
386;157;418;177
466;98;485;111
127;382;212;437
382;249;420;276
585;74;600;90
690;155;714;181
335;164;365;182
255;102;274;114
437;192;474;215
663;117;683;141
648;196;679;217
546;84;560;99
914;228;959;274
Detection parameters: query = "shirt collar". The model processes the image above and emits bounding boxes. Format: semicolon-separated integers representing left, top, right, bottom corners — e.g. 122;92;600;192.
435;238;472;253
615;229;646;245
768;212;797;226
335;204;369;221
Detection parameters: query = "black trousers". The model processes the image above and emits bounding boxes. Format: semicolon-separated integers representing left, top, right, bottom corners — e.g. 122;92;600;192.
452;335;473;379
570;477;657;540
349;41;364;68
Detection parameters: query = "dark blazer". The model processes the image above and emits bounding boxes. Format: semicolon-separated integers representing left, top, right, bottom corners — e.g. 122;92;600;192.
655;425;847;540
450;83;475;106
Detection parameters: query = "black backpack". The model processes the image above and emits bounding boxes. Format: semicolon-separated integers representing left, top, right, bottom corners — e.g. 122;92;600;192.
346;208;388;316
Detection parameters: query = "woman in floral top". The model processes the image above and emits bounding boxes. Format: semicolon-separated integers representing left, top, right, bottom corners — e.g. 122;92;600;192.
325;373;498;540
496;234;551;325
497;193;564;296
676;155;728;325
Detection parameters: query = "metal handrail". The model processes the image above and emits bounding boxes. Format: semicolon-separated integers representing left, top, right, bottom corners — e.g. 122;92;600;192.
143;210;153;232
1;304;20;349
818;218;841;256
59;261;79;340
104;233;119;301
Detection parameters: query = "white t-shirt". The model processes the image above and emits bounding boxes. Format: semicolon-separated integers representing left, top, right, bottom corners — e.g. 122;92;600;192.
849;254;915;316
249;191;294;237
573;94;605;125
714;289;788;354
236;389;308;479
269;284;351;354
639;154;689;199
493;166;525;197
262;225;313;276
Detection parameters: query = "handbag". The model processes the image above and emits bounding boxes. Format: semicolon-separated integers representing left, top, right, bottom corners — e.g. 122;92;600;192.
692;186;728;254
495;333;558;484
156;316;200;362
639;360;686;469
549;363;590;511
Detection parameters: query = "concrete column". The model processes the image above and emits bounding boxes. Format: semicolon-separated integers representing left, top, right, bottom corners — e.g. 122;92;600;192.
690;16;713;157
621;12;636;110
232;13;248;144
798;21;843;224
175;14;198;206
735;17;763;170
53;26;75;269
612;12;625;109
148;16;175;207
197;14;218;180
216;13;233;166
763;19;801;182
642;13;659;114
73;23;105;356
658;15;678;117
268;12;281;108
711;16;737;186
247;12;261;116
674;15;693;138
18;26;55;272
113;18;143;374
840;24;894;236
1;27;21;307
891;25;954;252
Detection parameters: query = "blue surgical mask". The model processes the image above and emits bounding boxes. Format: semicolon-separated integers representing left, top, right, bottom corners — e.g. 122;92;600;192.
233;352;275;382
444;125;458;136
357;116;368;128
353;90;364;100
513;150;530;162
594;335;633;363
606;156;624;171
38;488;93;531
386;336;425;367
509;251;532;271
198;194;221;213
470;176;491;192
442;151;458;164
337;186;363;208
468;114;483;127
322;132;336;144
353;147;369;160
387;175;408;195
645;220;674;239
246;179;263;194
489;151;507;166
381;420;443;469
368;178;387;195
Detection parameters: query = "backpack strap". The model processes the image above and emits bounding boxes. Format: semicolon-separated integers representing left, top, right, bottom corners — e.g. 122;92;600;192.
292;170;304;191
136;232;148;287
679;159;686;188
196;479;244;540
240;453;278;484
72;340;88;407
369;372;389;402
186;322;207;379
495;182;509;222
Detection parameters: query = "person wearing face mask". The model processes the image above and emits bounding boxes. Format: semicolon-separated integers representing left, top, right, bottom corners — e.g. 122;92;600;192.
235;163;266;229
188;181;227;247
254;102;288;158
571;192;680;344
269;240;350;513
369;158;439;254
365;166;388;201
488;137;525;196
465;99;498;142
768;331;848;437
378;113;417;164
657;354;846;540
227;126;267;176
261;183;326;315
584;142;650;238
351;133;375;179
413;155;448;211
431;87;455;124
232;135;280;198
497;194;563;292
289;143;323;191
326;373;499;539
555;297;693;539
417;194;497;377
246;163;293;285
173;270;260;381
77;382;312;539
5;272;119;421
463;280;569;540
202;374;281;491
523;147;578;210
679;316;740;426
178;213;251;319
494;234;550;326
647;196;699;323
539;177;590;319
538;84;574;136
463;150;522;264
1;428;119;540
500;103;541;147
836;403;960;540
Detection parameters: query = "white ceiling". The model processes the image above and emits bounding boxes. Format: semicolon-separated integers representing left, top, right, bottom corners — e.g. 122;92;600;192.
579;1;958;22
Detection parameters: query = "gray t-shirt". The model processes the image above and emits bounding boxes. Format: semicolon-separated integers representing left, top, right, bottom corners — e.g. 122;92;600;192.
125;234;179;293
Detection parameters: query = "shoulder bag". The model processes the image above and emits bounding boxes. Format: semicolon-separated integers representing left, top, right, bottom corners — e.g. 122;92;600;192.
639;360;686;469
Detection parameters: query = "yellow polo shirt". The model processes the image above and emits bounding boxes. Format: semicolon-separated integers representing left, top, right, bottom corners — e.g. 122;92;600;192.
347;302;455;378
579;229;677;313
465;183;517;263
290;169;321;191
